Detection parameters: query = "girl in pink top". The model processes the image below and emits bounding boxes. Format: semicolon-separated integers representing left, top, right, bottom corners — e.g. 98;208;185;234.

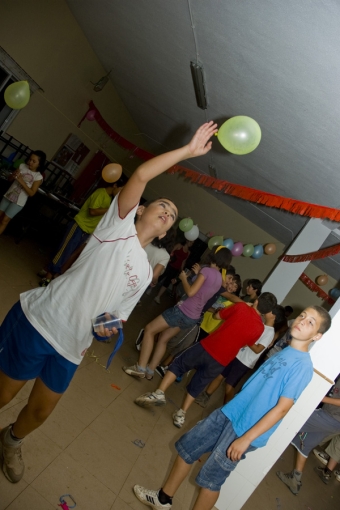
123;246;232;380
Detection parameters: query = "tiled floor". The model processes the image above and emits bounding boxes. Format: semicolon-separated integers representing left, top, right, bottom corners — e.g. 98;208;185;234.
0;234;339;509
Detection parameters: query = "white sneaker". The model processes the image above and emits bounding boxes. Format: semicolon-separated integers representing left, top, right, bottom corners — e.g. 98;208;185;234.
123;364;146;378
172;409;186;428
313;448;329;466
135;390;166;407
334;469;340;482
154;296;161;304
133;485;172;509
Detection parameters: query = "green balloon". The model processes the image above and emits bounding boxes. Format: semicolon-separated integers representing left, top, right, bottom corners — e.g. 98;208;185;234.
217;116;261;155
208;236;223;250
4;81;30;110
243;244;255;257
179;218;194;232
13;159;25;169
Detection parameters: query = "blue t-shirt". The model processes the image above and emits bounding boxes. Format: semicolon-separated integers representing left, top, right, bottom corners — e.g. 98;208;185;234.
222;346;313;447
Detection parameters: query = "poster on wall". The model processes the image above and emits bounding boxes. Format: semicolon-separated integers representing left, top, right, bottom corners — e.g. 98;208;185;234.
53;134;90;175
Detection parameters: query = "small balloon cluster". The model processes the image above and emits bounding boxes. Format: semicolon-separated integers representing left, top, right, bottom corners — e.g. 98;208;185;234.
179;219;276;258
207;236;276;258
315;275;340;301
179;218;199;241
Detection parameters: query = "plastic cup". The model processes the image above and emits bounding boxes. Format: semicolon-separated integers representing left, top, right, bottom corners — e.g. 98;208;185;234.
92;313;122;340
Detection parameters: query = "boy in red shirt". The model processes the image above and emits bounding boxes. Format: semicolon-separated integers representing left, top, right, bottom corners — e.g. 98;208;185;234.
134;292;277;427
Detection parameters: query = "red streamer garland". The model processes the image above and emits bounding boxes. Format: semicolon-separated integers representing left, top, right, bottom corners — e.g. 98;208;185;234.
299;273;335;304
282;243;340;263
79;102;340;222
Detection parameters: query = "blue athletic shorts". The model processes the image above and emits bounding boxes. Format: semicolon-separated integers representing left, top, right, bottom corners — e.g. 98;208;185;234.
0;196;23;218
0;301;78;393
162;305;198;329
176;408;256;491
169;342;224;398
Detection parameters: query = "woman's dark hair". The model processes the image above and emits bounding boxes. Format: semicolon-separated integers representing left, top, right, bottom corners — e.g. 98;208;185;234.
143;196;177;214
248;278;262;296
207;246;232;270
151;227;176;254
31;150;47;171
232;274;242;296
257;292;277;314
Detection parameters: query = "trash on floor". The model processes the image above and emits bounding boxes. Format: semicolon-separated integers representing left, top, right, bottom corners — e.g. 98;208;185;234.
58;494;76;509
111;384;121;390
132;439;145;448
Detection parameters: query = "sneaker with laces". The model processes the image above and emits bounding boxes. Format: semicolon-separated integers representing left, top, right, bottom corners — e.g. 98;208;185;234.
314;466;332;484
135;390;166;407
133;485;172;509
135;329;144;351
172;409;186;428
155;365;168;378
154;296;161;304
195;391;211;408
123;364;146;378
313;448;329;466
0;426;25;483
276;470;301;495
334;469;340;482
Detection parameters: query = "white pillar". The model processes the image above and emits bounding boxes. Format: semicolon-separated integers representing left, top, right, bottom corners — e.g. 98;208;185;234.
215;218;340;510
261;218;333;303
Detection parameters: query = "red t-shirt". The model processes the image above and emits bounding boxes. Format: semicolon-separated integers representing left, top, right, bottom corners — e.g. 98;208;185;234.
200;302;264;366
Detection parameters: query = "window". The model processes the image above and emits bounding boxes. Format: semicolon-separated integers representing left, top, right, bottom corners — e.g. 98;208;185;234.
0;47;41;133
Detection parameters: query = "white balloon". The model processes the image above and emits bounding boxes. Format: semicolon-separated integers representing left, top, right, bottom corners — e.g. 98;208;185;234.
184;225;199;241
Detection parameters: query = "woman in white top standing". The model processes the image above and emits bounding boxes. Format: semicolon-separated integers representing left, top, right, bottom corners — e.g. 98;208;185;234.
144;227;176;288
0;150;46;235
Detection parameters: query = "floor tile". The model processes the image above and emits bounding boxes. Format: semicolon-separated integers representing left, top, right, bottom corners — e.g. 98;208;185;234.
65;427;134;494
0;474;27;510
39;400;87;449
31;452;116;510
4;485;55;510
22;430;63;484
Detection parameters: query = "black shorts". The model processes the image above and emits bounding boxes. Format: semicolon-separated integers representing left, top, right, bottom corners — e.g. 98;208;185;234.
221;357;249;388
160;265;179;288
169;342;224;398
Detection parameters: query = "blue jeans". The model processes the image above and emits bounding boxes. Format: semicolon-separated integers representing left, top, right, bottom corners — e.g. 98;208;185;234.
162;305;198;329
176;408;256;491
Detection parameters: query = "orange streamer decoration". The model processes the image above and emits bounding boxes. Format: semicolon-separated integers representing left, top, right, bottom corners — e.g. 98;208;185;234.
299;273;334;304
282;243;340;263
79;102;340;222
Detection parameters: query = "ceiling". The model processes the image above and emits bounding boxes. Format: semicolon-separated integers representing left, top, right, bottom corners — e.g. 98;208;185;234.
67;0;340;280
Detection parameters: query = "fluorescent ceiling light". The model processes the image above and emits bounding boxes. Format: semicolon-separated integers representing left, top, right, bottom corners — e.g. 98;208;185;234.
190;61;208;110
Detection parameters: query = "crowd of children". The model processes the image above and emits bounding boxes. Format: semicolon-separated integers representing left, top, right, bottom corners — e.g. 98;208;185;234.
0;122;336;510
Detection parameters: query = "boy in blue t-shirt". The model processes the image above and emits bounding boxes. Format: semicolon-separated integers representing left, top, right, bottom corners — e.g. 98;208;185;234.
132;306;331;510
